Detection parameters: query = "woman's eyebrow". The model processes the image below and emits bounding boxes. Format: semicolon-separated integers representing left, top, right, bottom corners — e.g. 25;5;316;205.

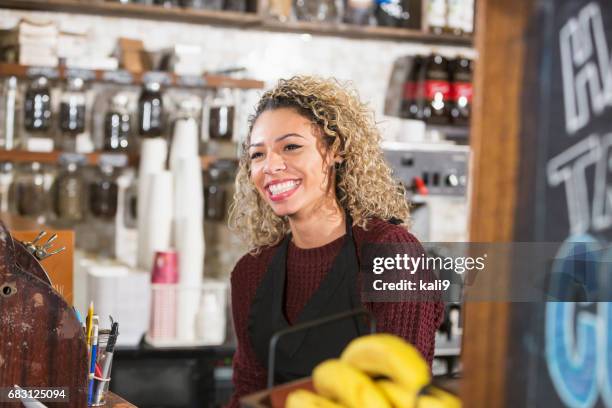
248;133;305;148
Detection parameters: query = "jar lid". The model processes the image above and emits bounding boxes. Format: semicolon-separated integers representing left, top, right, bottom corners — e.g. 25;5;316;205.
144;81;161;92
111;93;130;110
0;161;13;173
5;76;17;89
32;76;49;88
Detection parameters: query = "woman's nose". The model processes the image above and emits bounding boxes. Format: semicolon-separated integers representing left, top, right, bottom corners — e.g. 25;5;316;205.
263;152;286;174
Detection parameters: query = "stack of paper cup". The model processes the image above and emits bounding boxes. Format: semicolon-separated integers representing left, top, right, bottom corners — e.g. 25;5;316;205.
175;217;204;341
173;159;204;341
143;171;173;272
137;138;168;270
171;118;205;342
149;250;179;341
169;118;199;170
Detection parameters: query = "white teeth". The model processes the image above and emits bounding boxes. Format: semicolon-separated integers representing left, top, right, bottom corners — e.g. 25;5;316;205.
268;180;300;195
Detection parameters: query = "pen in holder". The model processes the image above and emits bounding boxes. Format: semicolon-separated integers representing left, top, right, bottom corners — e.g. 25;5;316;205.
89;328;115;406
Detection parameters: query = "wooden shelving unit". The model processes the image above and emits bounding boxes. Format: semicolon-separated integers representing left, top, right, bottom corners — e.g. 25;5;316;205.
0;0;473;46
0;149;227;170
0;63;265;90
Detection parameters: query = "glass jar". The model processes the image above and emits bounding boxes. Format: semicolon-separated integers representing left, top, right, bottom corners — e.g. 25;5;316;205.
104;93;131;151
375;0;420;28
89;164;119;220
208;89;235;141
154;0;178;6
53;160;85;222
138;81;164;137
0;161;14;213
204;167;226;221
181;0;223;9
59;77;87;135
1;77;19;150
224;0;247;11
294;0;343;23
24;76;52;133
13;161;48;220
204;160;236;221
344;0;374;25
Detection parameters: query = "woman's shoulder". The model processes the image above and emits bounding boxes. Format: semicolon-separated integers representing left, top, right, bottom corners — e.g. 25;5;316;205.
230;243;281;285
353;217;422;245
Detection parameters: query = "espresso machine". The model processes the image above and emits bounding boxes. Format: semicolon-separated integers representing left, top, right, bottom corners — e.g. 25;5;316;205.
383;141;470;376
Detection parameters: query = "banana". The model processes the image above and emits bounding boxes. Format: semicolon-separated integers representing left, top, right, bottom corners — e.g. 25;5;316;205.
426;386;462;408
286;389;346;408
313;359;391;408
417;395;447;408
340;334;431;390
376;380;417;408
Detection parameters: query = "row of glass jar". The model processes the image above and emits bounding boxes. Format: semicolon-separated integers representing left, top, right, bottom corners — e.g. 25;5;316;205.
0;75;242;153
0;158;237;226
105;0;248;12
0;160;121;225
106;0;424;29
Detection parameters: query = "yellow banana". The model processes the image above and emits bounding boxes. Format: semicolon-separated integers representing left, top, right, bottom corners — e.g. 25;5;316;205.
417;395;447;408
426;386;462;408
340;334;431;390
376;380;417;408
286;389;346;408
313;359;391;408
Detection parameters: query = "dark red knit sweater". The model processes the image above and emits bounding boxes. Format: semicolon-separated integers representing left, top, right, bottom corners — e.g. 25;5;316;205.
227;218;444;407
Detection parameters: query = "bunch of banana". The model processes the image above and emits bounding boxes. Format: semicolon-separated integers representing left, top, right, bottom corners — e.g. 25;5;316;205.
286;334;461;408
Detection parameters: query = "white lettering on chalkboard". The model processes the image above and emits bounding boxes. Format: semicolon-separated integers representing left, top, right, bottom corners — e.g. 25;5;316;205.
593;134;612;231
547;135;601;234
560;2;612;135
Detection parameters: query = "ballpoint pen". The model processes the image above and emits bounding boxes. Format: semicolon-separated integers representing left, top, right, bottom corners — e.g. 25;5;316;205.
86;301;94;348
94;320;119;404
87;324;99;405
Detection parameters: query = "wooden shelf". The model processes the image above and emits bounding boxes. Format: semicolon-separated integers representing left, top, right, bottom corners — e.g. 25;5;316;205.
0;150;136;166
261;19;473;45
0;0;473;46
0;0;260;27
0;149;225;169
0;63;265;90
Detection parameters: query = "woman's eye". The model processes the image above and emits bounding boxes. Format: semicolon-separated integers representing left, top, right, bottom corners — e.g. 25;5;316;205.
285;144;302;151
250;152;263;160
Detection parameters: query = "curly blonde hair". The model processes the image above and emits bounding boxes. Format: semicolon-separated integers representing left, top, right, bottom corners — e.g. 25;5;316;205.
228;76;410;251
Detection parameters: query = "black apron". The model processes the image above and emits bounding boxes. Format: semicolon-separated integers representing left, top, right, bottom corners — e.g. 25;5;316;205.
247;213;370;385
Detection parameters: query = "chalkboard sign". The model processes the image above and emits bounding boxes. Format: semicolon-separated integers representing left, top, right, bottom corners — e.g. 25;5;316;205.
513;1;612;407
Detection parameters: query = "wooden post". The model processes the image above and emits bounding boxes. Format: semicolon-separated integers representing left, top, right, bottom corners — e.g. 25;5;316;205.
462;0;535;406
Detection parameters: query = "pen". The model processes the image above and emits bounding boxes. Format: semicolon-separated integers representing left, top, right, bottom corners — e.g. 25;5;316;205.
94;321;119;404
74;307;83;325
88;324;99;405
86;301;94;347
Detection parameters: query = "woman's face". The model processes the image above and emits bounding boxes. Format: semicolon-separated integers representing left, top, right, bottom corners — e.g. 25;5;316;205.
249;108;336;218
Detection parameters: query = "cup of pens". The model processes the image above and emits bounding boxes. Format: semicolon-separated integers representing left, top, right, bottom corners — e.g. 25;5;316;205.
85;308;119;406
90;328;112;406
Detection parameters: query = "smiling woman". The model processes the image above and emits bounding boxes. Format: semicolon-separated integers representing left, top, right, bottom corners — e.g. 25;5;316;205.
226;76;444;407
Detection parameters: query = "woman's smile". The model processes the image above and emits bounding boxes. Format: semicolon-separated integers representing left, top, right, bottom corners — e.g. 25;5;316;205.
265;178;302;201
